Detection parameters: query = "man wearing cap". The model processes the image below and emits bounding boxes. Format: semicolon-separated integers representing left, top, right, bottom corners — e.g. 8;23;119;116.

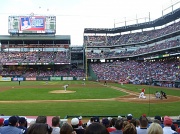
0;116;23;134
63;84;69;92
154;115;164;128
71;117;85;134
17;117;27;134
163;116;177;134
127;114;133;122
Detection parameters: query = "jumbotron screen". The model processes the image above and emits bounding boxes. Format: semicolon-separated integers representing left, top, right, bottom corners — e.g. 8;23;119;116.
8;16;56;34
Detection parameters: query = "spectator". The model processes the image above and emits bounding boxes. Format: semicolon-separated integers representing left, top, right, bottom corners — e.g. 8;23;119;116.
35;116;47;124
127;114;133;122
3;119;9;126
0;118;4;127
87;117;94;127
51;116;60;134
71;117;85;134
109;118;117;128
110;119;123;134
130;119;137;128
136;116;148;134
147;122;163;134
163;116;177;134
154;115;164;128
27;123;52;134
60;123;76;134
0;116;23;134
18;117;27;134
135;119;140;129
85;122;109;134
153;119;161;125
123;123;137;134
102;118;116;132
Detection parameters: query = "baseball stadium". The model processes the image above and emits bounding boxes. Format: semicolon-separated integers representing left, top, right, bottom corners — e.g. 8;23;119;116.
0;1;180;133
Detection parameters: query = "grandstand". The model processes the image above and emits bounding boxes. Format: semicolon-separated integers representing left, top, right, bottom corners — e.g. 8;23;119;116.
83;5;180;88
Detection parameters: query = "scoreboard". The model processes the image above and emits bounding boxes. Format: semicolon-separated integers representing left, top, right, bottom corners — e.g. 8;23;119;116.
8;16;56;34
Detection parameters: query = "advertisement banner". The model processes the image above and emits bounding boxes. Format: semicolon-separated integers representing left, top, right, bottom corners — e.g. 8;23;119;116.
20;16;45;31
36;77;49;81
0;77;11;81
62;77;73;80
50;77;61;81
26;77;36;81
12;77;24;81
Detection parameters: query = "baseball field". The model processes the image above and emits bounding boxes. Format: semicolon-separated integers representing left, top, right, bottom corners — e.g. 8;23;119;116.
0;81;179;119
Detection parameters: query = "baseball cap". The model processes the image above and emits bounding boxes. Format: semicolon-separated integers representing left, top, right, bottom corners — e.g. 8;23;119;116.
93;116;100;123
102;118;109;125
0;118;4;126
163;116;172;125
19;117;26;124
127;114;133;120
78;116;82;120
118;116;122;119
154;115;161;121
3;119;9;126
9;116;18;126
71;118;79;126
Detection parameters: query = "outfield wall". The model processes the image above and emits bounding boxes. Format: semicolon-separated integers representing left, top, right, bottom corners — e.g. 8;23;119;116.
0;76;85;81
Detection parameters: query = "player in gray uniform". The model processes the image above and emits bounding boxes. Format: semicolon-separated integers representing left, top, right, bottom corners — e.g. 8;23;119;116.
63;84;69;91
155;91;161;99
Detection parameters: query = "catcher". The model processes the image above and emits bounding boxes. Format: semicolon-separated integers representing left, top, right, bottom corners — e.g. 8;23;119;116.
155;91;161;99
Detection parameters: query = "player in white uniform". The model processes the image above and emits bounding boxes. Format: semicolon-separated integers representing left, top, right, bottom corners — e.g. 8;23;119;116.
139;88;146;99
63;84;69;91
82;78;86;85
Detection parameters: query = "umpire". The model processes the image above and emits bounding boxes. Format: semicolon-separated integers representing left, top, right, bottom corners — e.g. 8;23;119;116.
160;91;167;99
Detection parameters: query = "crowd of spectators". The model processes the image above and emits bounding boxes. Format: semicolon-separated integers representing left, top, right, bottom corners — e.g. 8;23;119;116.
86;39;180;59
91;60;180;84
0;51;70;64
84;21;180;47
0;68;85;77
0;114;179;134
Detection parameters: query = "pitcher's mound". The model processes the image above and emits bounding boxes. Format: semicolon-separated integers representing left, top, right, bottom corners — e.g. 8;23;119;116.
50;90;76;94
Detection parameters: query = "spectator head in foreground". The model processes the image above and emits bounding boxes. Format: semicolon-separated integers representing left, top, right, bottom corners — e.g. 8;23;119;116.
51;116;61;134
139;116;148;128
147;123;163;134
60;123;76;134
85;122;109;134
9;116;18;126
27;123;52;134
36;116;47;124
123;123;137;134
163;116;172;126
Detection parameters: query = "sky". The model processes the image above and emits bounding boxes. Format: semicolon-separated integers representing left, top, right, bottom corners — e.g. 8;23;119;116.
0;0;179;46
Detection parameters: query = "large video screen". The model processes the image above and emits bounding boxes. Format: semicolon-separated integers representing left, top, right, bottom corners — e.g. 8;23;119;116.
8;16;56;34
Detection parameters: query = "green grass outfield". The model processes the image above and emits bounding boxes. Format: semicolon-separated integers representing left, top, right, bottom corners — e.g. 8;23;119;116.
0;81;179;118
